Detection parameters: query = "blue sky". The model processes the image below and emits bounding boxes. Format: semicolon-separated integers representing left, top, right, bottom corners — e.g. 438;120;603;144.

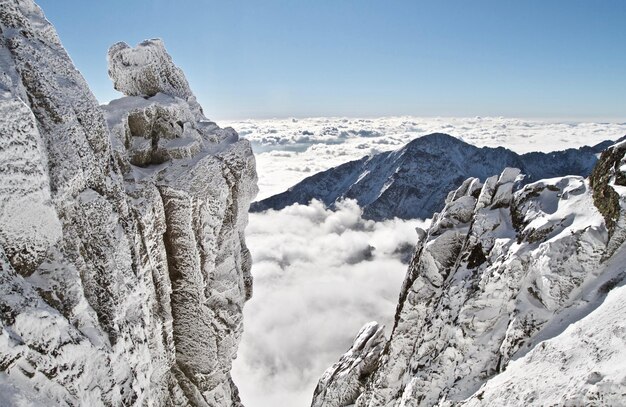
38;0;626;120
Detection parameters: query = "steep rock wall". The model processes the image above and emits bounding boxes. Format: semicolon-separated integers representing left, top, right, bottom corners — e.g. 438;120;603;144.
0;1;257;406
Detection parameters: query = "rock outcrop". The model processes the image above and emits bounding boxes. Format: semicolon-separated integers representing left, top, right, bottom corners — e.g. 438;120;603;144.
107;39;204;119
311;322;387;407
312;142;626;406
252;133;620;221
0;1;256;406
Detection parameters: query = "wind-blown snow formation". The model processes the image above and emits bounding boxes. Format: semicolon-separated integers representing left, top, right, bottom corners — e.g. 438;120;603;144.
312;141;626;406
0;1;256;406
252;133;617;221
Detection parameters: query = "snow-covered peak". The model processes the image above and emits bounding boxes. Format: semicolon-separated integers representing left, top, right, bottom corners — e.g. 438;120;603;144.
252;133;615;221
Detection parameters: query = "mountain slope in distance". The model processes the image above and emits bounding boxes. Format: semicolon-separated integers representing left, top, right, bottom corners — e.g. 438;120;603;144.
251;133;622;220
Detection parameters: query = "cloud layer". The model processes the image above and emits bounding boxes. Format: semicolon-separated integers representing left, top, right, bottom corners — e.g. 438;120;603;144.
220;116;626;199
232;200;427;407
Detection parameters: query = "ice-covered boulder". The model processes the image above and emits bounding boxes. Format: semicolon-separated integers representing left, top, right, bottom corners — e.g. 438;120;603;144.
108;39;204;119
0;1;256;406
108;39;191;99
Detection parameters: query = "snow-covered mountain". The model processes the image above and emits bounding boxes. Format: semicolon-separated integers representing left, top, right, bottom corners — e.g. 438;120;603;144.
251;133;619;221
0;2;256;405
312;141;626;406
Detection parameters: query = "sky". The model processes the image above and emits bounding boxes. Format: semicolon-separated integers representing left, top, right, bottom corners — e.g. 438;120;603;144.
37;0;625;120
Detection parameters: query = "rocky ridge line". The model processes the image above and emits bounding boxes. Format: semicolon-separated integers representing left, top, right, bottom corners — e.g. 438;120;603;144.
251;133;619;221
312;140;626;406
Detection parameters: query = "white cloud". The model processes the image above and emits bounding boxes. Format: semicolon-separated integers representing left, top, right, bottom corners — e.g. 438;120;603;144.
232;200;428;407
220;116;626;199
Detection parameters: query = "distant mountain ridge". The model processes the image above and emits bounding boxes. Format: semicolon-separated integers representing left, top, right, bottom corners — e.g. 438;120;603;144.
251;133;622;220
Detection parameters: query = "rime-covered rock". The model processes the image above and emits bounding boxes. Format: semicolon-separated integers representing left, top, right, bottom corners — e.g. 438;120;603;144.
108;39;191;100
108;38;204;119
0;1;256;406
312;322;387;407
0;96;62;273
312;145;626;406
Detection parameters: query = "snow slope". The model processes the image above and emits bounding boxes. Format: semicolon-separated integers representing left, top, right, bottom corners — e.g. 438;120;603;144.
461;251;626;407
0;1;256;405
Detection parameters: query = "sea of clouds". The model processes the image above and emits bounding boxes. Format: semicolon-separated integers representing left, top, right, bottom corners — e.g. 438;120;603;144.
220;116;626;406
232;199;427;406
222;116;626;199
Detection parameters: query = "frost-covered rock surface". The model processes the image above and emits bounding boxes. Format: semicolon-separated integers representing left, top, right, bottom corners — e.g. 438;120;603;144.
461;266;626;407
0;1;256;406
107;38;204;119
312;142;626;406
311;322;387;407
252;133;619;221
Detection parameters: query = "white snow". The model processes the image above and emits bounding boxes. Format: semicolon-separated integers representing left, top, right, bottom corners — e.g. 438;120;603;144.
463;255;626;406
2;1;625;406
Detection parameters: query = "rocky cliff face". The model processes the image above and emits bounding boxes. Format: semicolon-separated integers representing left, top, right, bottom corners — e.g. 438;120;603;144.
251;133;618;221
0;1;257;406
312;142;626;406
